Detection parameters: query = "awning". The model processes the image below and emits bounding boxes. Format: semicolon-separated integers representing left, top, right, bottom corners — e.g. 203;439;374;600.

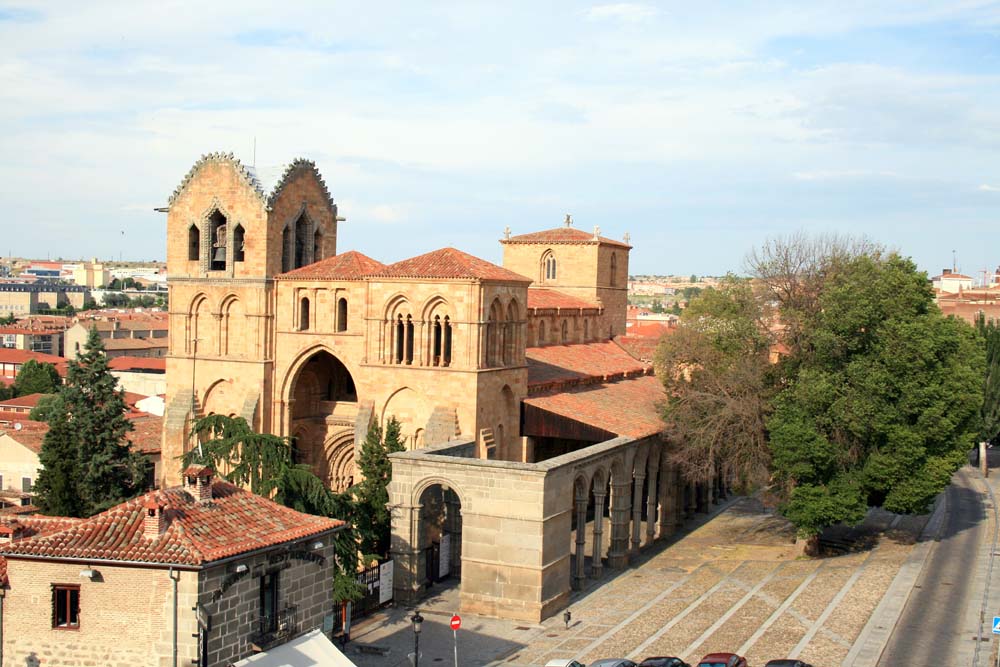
232;629;357;667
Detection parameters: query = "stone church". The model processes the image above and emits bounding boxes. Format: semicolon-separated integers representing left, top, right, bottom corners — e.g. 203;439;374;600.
161;152;632;487
161;153;717;622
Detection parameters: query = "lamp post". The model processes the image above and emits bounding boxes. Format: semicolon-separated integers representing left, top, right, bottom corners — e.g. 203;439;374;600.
411;610;423;667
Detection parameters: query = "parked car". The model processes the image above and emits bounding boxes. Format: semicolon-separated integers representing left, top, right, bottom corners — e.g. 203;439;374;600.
639;658;692;667
764;661;812;667
545;661;586;667
697;653;748;667
591;660;638;667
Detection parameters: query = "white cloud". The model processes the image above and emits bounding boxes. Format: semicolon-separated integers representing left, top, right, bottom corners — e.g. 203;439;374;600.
584;3;657;23
980;184;1000;192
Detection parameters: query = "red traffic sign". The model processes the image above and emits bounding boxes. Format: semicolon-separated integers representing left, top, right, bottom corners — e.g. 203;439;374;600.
450;615;461;630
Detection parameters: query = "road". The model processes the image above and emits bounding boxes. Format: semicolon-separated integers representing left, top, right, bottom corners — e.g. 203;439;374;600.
878;467;990;665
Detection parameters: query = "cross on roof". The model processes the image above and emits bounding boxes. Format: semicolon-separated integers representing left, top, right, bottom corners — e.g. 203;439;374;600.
564;214;573;227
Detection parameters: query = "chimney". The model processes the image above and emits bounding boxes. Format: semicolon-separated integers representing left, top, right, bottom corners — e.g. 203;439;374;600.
0;520;23;544
183;465;214;503
143;496;166;538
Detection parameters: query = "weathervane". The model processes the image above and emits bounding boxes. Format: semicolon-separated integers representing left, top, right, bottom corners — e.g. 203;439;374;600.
623;232;631;244
564;214;573;227
504;226;511;240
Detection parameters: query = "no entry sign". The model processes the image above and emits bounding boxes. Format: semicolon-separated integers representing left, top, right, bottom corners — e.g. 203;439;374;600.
450;614;461;631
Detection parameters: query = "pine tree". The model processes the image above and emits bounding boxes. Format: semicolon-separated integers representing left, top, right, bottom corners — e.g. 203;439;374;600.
352;416;405;558
64;328;150;515
33;405;85;517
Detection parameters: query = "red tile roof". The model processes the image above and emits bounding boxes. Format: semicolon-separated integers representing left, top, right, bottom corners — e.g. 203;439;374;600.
526;289;600;311
0;480;345;569
0;516;86;585
276;250;388;280
128;416;162;454
0;420;50;453
502;226;632;248
525;374;666;439
0;349;66;366
614;333;669;363
375;248;532;282
0;393;47;410
108;356;166;372
526;340;651;390
103;337;165;351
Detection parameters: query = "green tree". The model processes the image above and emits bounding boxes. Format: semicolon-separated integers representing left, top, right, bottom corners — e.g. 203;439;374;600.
0;312;15;326
182;414;362;602
650;299;664;313
32;406;86;516
63;328;150;515
976;313;1000;445
655;276;776;486
13;359;60;396
769;253;984;536
689;274;699;283
29;393;63;421
669;302;683;316
351;417;405;558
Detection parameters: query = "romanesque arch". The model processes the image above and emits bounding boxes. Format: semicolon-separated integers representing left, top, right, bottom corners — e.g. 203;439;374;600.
189;294;213;355
382;386;430;450
220;295;245;357
413;477;465;588
284;348;359;489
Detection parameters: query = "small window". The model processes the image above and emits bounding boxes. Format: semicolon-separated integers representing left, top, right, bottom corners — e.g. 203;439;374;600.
314;230;323;262
281;227;292;273
22;476;31;492
337;298;348;332
233;224;245;263
52;584;80;629
188;224;200;261
294;214;308;269
209;210;227;271
541;250;557;282
610;252;618;287
260;573;279;634
299;298;310;331
560;320;568;343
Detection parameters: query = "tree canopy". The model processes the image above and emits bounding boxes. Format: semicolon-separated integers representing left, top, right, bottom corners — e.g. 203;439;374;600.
33;327;150;516
351;417;405;559
657;239;985;537
14;359;61;396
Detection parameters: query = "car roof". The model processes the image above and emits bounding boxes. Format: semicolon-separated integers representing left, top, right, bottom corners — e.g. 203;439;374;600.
764;661;802;666
700;654;738;660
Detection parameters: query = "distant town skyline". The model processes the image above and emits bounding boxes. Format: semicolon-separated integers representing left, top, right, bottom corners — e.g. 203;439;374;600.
2;1;999;276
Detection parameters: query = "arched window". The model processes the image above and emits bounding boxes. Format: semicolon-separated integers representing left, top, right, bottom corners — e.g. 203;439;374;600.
560;319;568;343
294;214;308;269
394;315;404;363
538;320;546;345
405;315;414;364
299;297;310;331
314;229;323;262
610;252;618;287
432;315;442;366
281;226;291;273
443;316;452;367
208;210;227;271
337;297;348;332
232;224;245;263
583;319;590;341
541;250;557;282
188;224;200;261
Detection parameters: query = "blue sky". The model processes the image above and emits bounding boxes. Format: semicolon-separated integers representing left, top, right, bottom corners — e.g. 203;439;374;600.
1;1;999;277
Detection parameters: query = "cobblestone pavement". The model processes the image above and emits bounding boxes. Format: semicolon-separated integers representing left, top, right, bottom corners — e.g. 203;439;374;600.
347;498;925;667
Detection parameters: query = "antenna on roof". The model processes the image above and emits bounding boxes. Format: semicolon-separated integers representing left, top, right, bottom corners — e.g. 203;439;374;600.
953;249;956;273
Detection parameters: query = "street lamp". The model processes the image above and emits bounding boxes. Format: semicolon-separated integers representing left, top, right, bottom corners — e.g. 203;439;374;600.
411;610;424;667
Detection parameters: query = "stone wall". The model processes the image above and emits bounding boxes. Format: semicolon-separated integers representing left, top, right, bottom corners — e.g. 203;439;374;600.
1;560;199;667
198;535;339;667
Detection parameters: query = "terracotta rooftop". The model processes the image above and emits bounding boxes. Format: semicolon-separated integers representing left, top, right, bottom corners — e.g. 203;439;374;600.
108;356;166;372
614;332;671;363
526;340;651;389
128;415;162;454
526;289;601;311
103;338;166;351
502;226;632;248
0;349;66;366
0;480;345;569
276;250;388;280
0;420;50;453
0;393;47;410
374;248;532;282
524;374;666;440
0;516;86;586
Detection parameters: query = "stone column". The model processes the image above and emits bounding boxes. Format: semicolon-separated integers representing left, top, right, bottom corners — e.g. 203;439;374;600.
445;493;462;577
685;482;698;518
608;479;631;568
697;483;709;514
657;464;676;539
630;471;645;556
573;496;588;589
591;487;607;579
391;503;424;603
645;457;660;546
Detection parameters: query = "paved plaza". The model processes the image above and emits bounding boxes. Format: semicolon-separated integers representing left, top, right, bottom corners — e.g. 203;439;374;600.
346;495;930;667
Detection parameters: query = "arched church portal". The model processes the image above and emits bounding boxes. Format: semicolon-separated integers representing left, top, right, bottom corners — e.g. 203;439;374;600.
417;483;463;589
289;350;358;490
